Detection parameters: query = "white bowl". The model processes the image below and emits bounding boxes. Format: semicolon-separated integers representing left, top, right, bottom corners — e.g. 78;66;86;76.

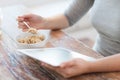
16;30;50;49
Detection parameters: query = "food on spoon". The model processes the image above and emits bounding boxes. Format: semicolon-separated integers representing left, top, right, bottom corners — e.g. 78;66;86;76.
17;35;45;44
28;28;37;34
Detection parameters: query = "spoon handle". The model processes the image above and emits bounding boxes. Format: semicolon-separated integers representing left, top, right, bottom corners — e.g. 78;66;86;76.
23;21;31;29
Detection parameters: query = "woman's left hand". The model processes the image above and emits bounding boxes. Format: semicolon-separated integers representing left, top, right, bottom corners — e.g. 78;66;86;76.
41;58;92;78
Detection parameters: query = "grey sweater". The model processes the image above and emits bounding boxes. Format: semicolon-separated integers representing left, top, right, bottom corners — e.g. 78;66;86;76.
65;0;120;56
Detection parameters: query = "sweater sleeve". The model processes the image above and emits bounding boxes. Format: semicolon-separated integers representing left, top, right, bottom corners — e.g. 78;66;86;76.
65;0;94;26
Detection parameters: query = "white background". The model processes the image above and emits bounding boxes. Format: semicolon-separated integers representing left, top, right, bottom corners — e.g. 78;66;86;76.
0;0;69;7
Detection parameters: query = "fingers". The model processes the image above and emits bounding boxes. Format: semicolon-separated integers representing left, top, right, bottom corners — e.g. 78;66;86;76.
41;62;74;78
18;26;28;32
41;61;73;70
17;14;33;22
18;22;25;27
18;22;27;29
22;14;33;19
22;28;28;32
17;14;34;31
60;60;75;68
18;21;31;31
18;21;30;27
17;16;24;22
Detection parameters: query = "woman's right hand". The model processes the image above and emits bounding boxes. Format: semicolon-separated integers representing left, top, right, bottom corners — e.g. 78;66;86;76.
17;14;49;31
17;14;69;31
41;58;92;78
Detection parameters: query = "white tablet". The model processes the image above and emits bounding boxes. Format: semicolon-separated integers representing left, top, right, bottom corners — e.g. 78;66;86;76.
17;47;96;66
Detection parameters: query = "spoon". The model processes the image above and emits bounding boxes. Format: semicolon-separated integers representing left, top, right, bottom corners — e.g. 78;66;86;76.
23;21;37;34
23;21;31;29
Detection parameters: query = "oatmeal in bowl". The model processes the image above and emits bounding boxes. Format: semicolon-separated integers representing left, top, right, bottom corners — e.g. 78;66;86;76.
16;29;50;49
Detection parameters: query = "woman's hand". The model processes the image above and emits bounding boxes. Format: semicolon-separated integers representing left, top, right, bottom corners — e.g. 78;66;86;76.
42;58;92;78
17;14;69;31
17;14;49;31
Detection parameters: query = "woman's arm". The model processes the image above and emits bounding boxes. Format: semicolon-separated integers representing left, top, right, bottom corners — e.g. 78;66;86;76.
42;53;120;78
17;0;94;30
89;53;120;73
46;0;95;29
65;0;94;26
45;14;69;30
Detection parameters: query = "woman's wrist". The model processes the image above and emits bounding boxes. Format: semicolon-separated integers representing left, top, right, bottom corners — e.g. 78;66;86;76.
87;59;110;73
87;61;97;73
75;59;97;74
84;60;99;73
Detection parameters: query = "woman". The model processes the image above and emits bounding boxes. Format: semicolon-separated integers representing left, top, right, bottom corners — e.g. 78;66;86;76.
17;0;120;78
